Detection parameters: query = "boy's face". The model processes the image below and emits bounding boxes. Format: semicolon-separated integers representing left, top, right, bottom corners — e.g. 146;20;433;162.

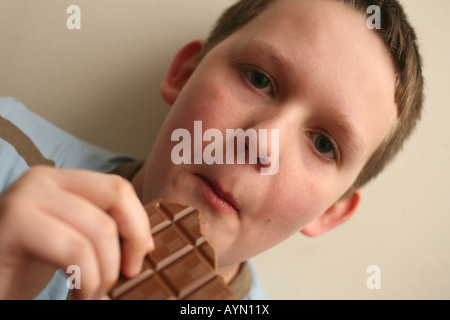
139;0;397;267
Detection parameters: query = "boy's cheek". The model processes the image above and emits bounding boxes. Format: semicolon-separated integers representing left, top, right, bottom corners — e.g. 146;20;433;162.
265;170;338;228
178;67;247;120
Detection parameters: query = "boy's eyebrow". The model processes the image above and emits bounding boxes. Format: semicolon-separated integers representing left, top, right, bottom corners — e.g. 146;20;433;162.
237;38;366;157
234;38;293;70
329;112;366;156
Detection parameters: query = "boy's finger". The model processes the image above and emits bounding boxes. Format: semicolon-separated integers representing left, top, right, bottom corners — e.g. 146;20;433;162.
10;206;102;300
39;166;153;278
40;188;122;292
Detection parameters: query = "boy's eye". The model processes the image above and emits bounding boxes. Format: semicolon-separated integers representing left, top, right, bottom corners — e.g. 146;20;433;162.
310;132;339;161
244;69;273;94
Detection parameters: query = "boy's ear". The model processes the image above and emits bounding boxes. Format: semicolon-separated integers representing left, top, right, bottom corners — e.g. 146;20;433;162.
160;40;205;105
301;190;361;237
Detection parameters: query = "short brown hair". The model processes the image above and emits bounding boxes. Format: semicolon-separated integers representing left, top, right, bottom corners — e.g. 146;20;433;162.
199;0;424;199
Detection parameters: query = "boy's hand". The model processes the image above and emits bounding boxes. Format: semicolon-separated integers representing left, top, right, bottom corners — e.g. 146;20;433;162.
0;165;154;300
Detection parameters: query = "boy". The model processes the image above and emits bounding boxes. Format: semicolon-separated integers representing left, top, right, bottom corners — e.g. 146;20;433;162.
0;0;423;300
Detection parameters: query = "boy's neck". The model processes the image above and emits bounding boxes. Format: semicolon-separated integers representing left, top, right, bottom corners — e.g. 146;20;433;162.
218;263;240;284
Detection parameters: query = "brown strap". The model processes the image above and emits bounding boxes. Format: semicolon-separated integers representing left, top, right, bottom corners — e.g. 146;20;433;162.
0;115;55;167
228;262;252;300
111;160;145;179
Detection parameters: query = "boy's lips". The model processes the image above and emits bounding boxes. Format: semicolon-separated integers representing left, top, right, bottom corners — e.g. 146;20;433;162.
194;174;239;214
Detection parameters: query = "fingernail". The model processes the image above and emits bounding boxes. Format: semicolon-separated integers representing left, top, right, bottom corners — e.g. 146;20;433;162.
147;239;155;253
133;261;143;275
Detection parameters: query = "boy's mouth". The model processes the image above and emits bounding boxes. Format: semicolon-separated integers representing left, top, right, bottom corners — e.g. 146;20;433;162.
194;174;239;215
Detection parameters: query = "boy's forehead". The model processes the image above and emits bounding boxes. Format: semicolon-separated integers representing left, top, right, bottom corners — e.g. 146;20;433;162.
234;0;375;53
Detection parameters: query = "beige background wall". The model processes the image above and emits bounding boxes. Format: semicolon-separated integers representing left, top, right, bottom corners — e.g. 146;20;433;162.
0;0;449;299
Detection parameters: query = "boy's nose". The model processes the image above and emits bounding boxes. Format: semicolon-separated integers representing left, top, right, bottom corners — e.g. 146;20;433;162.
238;109;296;175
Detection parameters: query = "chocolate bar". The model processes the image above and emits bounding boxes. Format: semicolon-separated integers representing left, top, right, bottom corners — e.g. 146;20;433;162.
108;199;235;300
